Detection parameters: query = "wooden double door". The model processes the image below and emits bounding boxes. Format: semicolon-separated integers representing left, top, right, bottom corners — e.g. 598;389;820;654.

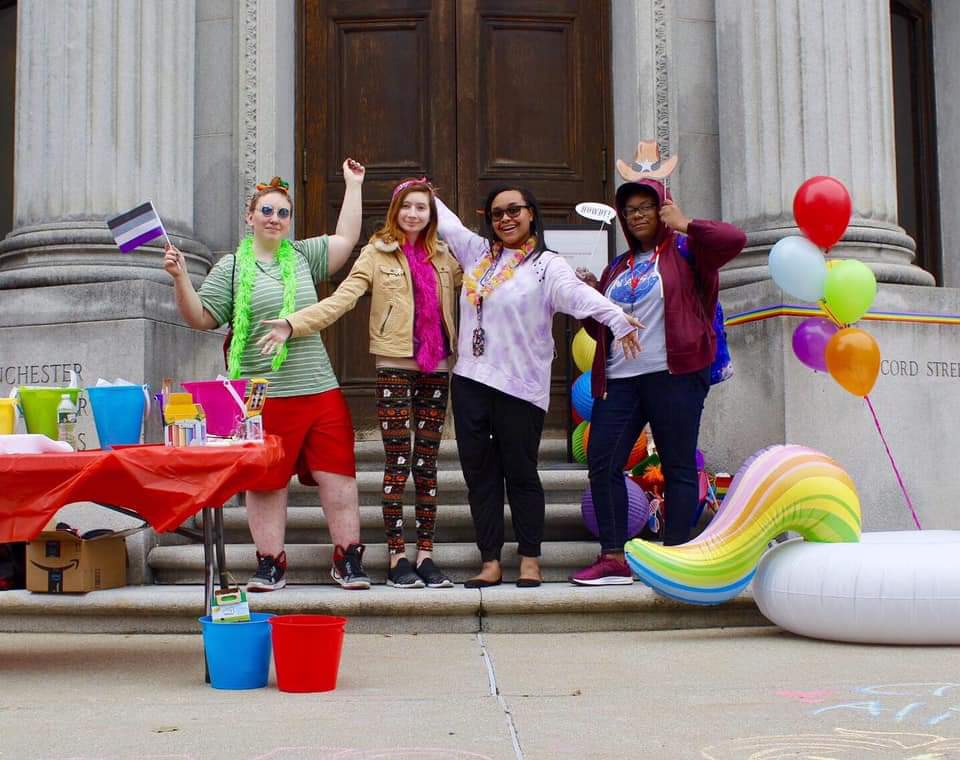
301;0;613;435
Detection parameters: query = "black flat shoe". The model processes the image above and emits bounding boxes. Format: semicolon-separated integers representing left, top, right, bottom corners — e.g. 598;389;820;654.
463;576;502;588
516;577;542;588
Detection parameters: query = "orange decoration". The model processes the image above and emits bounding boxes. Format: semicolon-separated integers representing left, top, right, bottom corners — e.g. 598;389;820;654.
824;327;881;397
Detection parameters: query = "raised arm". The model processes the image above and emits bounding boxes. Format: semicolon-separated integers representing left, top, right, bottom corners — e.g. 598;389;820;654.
164;243;219;330
434;196;488;268
326;158;366;275
660;199;746;273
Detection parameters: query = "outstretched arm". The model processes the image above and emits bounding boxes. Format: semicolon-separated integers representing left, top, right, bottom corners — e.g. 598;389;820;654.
546;258;643;359
257;248;375;354
326;158;366;275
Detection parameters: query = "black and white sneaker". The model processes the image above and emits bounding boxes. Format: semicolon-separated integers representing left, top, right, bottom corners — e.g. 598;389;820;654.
415;558;454;588
247;550;287;592
387;557;425;589
331;543;371;590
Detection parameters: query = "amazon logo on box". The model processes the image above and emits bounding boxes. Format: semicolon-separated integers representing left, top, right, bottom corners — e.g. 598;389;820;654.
26;525;142;593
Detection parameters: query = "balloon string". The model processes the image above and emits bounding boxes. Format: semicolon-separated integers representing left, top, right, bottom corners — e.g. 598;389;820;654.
864;394;921;530
818;299;844;328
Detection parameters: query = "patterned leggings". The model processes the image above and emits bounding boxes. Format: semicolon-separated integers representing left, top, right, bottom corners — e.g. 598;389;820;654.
376;369;449;555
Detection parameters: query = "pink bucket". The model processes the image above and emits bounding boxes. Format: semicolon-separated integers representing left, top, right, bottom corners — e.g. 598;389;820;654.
181;380;248;437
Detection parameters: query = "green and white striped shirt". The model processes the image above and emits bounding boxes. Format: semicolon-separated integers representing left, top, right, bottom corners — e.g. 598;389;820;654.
198;237;338;397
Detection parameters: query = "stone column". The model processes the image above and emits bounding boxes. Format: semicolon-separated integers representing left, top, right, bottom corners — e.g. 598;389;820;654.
716;0;934;287
0;0;210;288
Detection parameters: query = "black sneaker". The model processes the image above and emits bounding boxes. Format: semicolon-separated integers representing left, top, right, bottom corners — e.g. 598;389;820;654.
331;543;371;590
415;557;454;588
247;551;287;592
387;557;424;589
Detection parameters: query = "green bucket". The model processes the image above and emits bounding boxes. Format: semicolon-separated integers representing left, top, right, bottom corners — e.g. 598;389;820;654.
18;387;81;440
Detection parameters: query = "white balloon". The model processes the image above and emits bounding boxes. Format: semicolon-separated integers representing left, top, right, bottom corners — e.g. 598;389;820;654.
575;202;617;224
768;235;827;302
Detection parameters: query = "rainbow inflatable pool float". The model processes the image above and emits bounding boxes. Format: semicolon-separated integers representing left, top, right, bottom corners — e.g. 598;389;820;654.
624;445;861;605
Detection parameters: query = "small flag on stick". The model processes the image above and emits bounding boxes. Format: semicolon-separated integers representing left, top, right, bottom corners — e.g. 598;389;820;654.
106;201;170;253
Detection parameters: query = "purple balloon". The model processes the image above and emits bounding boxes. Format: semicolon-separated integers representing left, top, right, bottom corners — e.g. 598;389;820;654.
792;317;839;372
581;478;651;540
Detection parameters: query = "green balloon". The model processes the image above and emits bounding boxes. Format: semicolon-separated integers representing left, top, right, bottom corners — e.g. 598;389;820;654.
822;259;877;325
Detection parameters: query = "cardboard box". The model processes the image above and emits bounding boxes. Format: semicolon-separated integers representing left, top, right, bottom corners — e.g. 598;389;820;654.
26;527;140;593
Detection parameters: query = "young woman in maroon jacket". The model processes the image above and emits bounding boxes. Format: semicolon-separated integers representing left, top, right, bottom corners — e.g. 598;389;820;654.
570;178;746;585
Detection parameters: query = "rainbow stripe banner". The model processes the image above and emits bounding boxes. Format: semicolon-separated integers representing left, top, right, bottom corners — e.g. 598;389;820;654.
624;445;861;605
726;303;960;328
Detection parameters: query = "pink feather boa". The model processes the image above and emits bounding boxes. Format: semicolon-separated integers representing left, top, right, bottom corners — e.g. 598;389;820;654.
402;240;446;372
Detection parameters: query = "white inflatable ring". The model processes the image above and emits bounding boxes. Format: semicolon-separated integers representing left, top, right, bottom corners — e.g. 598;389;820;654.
754;531;960;645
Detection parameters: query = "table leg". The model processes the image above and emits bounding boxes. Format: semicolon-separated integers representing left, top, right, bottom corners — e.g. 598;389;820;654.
201;507;214;684
214;507;228;589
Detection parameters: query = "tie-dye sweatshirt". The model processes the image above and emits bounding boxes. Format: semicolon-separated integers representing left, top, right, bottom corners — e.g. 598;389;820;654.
436;198;634;411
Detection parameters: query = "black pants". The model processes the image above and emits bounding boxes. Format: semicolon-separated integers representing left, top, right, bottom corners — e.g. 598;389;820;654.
588;369;709;548
451;374;546;562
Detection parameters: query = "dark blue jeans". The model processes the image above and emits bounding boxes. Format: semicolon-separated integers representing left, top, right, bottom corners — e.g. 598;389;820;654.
587;368;709;551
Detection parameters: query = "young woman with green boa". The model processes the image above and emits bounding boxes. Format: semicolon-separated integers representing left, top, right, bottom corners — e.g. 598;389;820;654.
163;159;370;591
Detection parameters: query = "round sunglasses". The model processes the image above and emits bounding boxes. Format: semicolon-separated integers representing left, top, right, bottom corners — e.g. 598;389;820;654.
259;204;292;219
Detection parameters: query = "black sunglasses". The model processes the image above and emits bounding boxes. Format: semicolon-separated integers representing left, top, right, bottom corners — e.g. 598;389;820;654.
490;204;531;221
260;204;291;219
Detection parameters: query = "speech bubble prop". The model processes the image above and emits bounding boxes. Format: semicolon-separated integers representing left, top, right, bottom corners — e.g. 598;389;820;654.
575;202;617;224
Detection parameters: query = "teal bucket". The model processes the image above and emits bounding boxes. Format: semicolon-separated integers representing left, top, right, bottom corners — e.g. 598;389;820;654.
199;612;275;690
86;385;149;449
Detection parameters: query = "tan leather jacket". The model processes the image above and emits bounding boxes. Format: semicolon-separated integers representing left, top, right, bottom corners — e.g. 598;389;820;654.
286;237;461;358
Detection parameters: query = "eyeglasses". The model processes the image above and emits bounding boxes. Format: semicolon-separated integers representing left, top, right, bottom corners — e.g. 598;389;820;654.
490;204;531;221
623;204;658;219
260;204;291;219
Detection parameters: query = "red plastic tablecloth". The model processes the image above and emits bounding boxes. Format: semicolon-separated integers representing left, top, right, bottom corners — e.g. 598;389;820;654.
0;436;282;542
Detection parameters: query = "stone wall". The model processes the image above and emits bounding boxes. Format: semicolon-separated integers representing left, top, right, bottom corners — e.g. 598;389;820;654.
934;0;960;287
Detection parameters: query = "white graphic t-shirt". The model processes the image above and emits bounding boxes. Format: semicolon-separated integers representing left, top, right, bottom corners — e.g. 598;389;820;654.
604;251;668;378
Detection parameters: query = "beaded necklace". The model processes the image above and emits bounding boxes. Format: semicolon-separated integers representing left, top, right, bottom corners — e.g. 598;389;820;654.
462;236;538;357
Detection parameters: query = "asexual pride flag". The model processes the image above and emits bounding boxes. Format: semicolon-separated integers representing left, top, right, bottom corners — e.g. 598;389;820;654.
106;202;168;253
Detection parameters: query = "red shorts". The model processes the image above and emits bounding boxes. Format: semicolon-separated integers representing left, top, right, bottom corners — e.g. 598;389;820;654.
255;389;356;490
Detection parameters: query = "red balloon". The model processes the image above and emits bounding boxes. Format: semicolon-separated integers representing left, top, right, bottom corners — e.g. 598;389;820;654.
793;176;852;250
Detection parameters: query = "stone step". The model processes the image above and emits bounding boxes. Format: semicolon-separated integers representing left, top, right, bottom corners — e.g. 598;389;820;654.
353;437;569;469
154;502;593;547
147;541;606;584
286;466;588;507
0;584;769;634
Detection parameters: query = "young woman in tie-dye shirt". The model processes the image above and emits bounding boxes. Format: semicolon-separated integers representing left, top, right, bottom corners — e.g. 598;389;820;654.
436;187;642;588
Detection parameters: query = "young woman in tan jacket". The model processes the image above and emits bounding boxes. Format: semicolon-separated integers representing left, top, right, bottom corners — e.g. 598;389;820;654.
259;178;461;588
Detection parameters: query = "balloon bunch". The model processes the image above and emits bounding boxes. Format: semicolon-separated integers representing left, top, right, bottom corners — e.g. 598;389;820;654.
770;177;921;531
769;176;880;397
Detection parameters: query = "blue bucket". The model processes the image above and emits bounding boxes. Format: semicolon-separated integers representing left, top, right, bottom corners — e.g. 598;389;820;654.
86;385;149;449
199;612;275;690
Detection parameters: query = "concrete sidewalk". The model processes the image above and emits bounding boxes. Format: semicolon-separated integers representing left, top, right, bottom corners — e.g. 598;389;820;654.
2;629;960;759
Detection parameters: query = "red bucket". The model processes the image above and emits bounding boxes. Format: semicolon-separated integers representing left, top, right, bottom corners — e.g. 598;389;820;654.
269;614;346;693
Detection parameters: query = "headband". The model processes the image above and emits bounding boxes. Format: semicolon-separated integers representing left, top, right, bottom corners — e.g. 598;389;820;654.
256;177;290;194
392;177;434;199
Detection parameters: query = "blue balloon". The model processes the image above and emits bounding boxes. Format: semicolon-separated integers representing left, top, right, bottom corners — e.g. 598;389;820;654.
768;235;827;302
572;372;594;422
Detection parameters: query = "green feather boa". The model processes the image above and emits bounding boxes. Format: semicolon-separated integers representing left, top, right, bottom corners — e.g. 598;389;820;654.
227;236;299;379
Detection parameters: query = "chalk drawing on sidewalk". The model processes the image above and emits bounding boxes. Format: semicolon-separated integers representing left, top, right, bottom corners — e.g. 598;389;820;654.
776;682;960;727
701;728;960;759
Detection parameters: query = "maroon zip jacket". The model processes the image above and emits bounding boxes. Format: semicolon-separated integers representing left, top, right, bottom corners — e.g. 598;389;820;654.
582;179;746;399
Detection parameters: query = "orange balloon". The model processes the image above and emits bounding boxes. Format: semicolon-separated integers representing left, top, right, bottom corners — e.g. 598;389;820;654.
824;327;881;397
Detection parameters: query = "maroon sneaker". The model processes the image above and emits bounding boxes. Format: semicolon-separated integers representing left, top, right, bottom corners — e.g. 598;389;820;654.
569;555;634;586
247;550;287;592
